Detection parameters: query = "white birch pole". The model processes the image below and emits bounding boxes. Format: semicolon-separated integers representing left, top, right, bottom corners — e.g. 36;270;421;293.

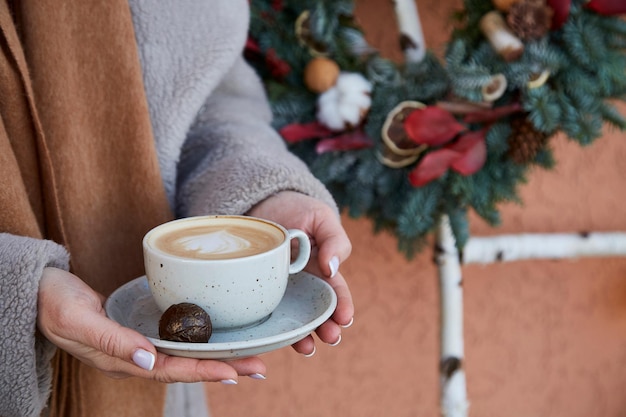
436;215;469;417
463;232;626;264
392;0;426;63
392;3;468;415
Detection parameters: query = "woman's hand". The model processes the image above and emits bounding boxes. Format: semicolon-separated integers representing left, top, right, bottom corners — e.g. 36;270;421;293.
247;191;355;356
37;267;266;383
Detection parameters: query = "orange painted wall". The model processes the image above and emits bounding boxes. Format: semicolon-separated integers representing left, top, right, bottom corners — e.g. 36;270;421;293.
207;1;626;415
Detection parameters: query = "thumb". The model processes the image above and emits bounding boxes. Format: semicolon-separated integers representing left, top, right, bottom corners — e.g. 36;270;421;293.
311;217;352;278
38;267;157;372
78;308;157;371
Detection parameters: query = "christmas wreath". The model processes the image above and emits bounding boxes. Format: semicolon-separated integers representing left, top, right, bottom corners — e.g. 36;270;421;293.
246;0;626;258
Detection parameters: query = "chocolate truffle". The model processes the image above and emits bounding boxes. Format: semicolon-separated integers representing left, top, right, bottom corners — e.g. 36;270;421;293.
158;303;212;343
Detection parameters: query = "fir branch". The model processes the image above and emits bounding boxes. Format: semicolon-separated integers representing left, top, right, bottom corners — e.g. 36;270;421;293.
396;183;442;240
484;122;512;158
533;146;555;169
599;102;626;131
561;12;610;72
523;87;561;133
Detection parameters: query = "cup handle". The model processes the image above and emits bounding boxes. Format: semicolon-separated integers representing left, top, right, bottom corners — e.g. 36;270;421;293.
287;229;311;274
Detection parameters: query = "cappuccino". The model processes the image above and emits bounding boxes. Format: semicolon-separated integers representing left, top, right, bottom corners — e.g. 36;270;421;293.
143;215;311;329
151;219;284;260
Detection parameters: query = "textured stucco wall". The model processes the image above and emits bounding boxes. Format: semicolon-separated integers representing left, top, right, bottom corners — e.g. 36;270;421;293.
207;1;626;415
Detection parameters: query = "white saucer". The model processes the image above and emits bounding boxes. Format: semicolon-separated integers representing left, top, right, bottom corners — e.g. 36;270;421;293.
105;273;337;360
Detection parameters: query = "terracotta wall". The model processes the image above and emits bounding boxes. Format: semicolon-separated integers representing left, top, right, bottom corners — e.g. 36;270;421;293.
207;1;626;415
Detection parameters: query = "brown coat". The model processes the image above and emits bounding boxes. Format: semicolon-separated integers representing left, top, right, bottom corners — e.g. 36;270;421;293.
0;1;172;415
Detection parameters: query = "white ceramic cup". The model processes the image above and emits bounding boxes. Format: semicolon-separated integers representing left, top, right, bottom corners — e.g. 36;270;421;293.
143;215;311;330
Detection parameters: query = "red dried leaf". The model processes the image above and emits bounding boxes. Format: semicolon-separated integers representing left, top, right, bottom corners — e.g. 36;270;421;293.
448;129;487;175
463;102;523;124
408;149;460;187
585;0;626;14
316;130;374;154
245;38;261;55
266;49;291;79
404;106;466;146
279;122;334;143
546;0;571;29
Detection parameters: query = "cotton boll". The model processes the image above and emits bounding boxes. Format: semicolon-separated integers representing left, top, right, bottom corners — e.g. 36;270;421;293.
335;72;372;96
316;72;372;131
317;89;345;130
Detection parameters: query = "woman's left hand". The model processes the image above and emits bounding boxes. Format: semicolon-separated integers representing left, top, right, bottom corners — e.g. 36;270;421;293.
247;191;354;356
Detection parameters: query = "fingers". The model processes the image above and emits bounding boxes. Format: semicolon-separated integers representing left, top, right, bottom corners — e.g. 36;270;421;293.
291;271;354;356
291;317;350;357
37;267;267;384
102;349;267;383
301;266;354;328
147;355;267;384
326;271;355;326
291;335;316;356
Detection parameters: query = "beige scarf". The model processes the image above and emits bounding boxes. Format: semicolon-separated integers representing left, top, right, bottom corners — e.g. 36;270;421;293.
0;1;175;415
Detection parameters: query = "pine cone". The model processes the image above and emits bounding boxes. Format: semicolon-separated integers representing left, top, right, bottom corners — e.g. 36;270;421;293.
507;0;553;40
507;116;549;164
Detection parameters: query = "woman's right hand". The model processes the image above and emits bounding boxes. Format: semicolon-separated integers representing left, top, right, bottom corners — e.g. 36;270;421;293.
36;267;266;383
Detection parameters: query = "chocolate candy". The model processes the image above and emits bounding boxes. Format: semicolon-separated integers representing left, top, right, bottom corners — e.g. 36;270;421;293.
158;302;212;343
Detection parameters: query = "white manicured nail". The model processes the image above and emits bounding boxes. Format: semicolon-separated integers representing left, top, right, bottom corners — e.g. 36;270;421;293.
304;346;316;358
220;379;238;385
329;256;340;278
329;335;342;347
249;373;267;380
132;349;155;371
341;317;354;328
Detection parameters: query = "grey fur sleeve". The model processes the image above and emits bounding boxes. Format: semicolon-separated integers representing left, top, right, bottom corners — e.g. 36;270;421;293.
0;233;70;417
175;56;338;217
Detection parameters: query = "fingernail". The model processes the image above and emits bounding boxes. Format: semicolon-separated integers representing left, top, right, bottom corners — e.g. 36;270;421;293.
248;373;267;380
329;256;340;278
329;335;342;347
132;349;155;371
341;317;354;328
304;346;316;358
220;379;238;385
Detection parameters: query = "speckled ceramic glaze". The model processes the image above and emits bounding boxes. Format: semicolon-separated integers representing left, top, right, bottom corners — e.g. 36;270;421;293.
105;273;336;359
142;215;311;330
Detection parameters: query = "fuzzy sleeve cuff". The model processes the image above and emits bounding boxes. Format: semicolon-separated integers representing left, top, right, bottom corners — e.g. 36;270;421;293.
0;233;70;417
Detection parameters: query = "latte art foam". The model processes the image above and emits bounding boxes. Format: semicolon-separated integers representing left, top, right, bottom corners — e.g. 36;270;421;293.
176;230;251;255
152;221;285;260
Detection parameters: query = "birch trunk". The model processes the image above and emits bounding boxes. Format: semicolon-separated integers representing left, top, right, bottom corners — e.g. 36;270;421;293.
436;215;469;417
392;0;426;62
463;232;626;264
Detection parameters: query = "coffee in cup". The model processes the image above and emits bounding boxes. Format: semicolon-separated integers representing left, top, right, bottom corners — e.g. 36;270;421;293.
152;221;284;260
143;215;311;331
